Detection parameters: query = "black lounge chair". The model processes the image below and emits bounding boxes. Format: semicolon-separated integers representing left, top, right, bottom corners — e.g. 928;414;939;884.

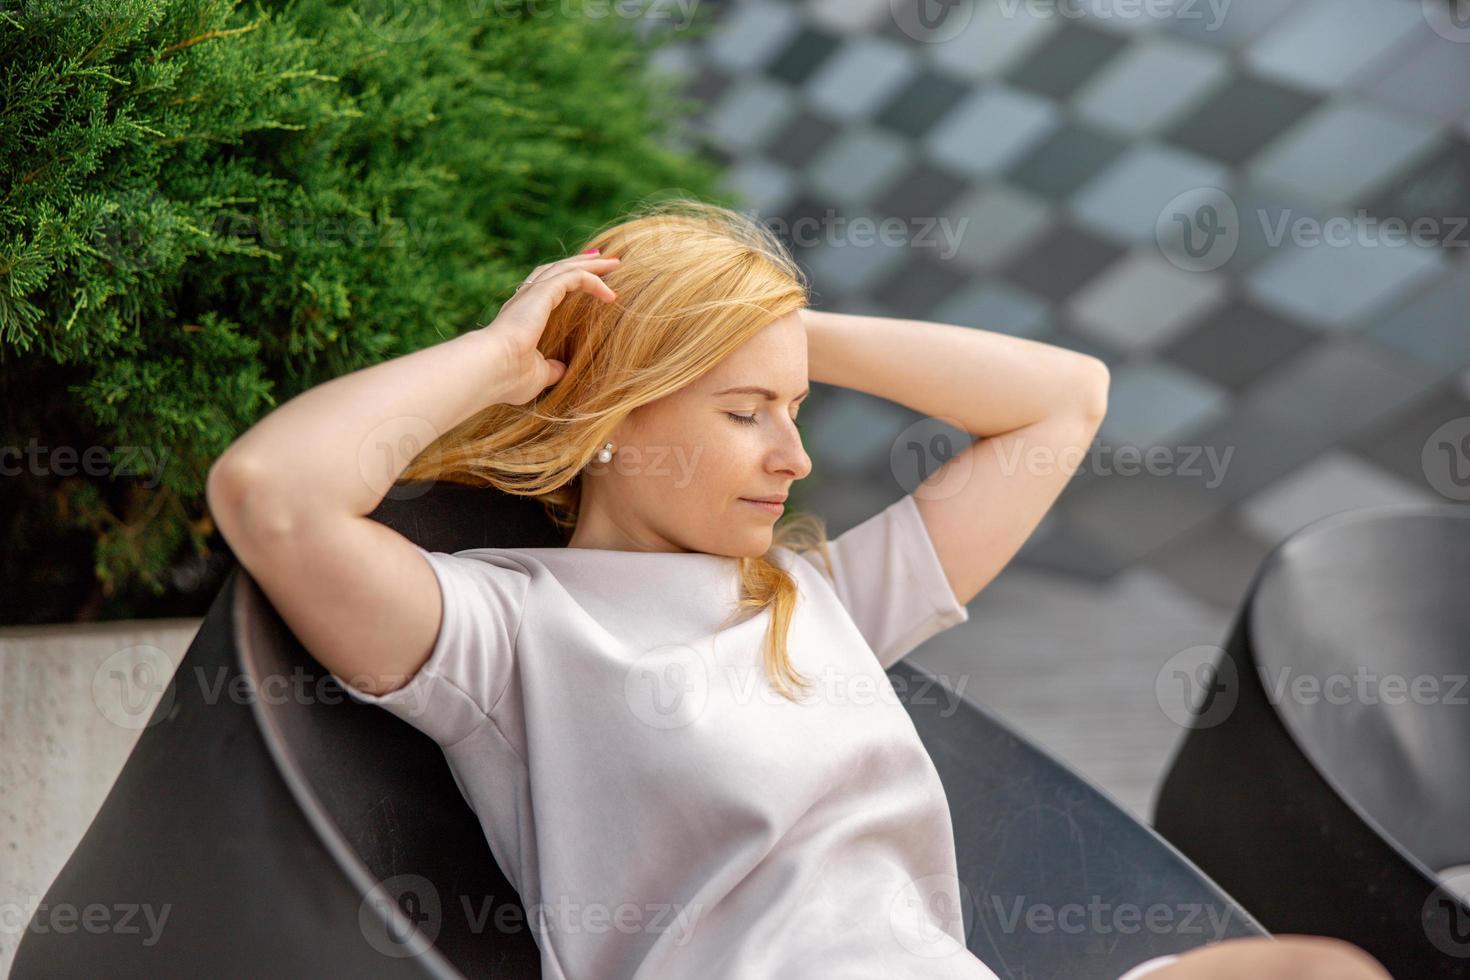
13;481;1265;979
1154;504;1470;979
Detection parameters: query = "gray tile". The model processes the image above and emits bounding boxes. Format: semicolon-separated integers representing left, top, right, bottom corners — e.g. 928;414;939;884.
1347;385;1470;494
717;156;798;214
1007;22;1130;101
1097;359;1230;448
803;34;920;122
1248;101;1442;207
763;108;843;170
804;388;913;476
1066;467;1223;562
706;0;804;74
1070;142;1229;245
870;160;969;220
941;181;1056;271
1354;30;1470;124
924;83;1061;179
1006;122;1128;201
1364;266;1470;379
1160;298;1319;392
1164;400;1336;508
702;74;800;153
1014;514;1130;581
1067;249;1229;352
1363;139;1470;261
1242;0;1425;94
930;279;1052;339
1245;234;1447;331
808;0;889;35
684;62;734;107
1164;73;1321;167
873;68;972;140
1003;221;1126;301
1239;450;1439;545
801;214;910;295
805;125;913;205
1141;512;1274;611
1072;34;1231;138
767;25;842;86
1161;0;1296;49
926;2;1060;81
871;255;973;319
1243;339;1442;449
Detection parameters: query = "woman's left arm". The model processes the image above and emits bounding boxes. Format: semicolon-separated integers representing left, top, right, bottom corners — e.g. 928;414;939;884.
802;308;1109;607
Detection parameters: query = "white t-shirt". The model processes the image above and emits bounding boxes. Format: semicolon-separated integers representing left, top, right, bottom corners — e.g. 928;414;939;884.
335;492;1181;980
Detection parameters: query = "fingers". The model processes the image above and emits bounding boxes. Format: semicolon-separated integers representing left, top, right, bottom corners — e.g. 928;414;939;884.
524;250;617;287
521;265;619;305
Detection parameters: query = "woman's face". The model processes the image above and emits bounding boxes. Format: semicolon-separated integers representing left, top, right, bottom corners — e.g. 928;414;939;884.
571;310;813;556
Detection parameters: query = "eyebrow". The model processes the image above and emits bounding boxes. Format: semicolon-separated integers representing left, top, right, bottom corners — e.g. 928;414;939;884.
712;385;810;401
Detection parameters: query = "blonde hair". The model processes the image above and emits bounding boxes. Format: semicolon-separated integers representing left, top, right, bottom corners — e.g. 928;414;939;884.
401;197;836;702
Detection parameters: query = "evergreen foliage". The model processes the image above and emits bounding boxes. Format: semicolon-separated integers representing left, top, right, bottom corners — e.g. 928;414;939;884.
0;0;725;622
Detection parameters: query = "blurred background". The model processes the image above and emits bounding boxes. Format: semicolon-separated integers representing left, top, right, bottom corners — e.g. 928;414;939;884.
645;0;1470;819
4;1;1470;968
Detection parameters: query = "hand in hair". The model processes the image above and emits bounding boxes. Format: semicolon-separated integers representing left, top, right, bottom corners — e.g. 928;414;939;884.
486;249;620;406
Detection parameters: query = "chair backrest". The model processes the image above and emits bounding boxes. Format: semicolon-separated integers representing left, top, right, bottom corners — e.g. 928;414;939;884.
15;478;1265;980
1250;505;1470;871
1154;504;1470;978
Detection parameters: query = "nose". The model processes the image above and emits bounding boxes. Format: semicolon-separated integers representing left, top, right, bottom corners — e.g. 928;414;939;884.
770;417;812;481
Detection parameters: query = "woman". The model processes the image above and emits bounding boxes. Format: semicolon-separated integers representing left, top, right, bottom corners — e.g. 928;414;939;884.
206;200;1391;979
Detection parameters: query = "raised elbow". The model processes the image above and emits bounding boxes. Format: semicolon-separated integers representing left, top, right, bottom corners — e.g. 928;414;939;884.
206;454;298;545
1074;356;1110;422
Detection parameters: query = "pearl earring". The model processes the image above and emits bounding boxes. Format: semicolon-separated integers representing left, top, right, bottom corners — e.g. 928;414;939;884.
595;441;614;463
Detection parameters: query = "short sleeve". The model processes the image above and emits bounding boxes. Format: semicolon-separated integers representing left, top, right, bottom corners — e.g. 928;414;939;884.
329;545;530;747
1115;954;1180;979
796;493;969;670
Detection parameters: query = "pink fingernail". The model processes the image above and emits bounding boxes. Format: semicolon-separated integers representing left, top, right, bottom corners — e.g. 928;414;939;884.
584;248;599;254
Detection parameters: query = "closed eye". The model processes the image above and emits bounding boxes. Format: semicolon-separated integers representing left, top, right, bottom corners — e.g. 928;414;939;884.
727;412;758;426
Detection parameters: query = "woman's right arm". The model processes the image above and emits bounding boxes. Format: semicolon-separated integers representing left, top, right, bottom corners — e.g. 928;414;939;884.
206;252;619;696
